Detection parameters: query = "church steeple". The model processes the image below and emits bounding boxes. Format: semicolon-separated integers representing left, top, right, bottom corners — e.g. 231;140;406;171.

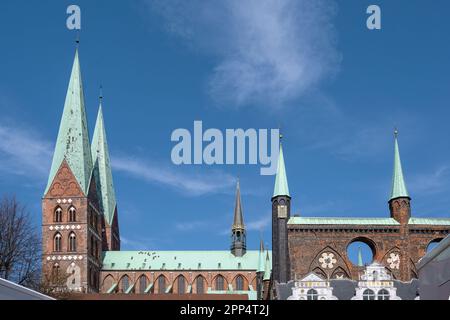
45;48;93;195
390;129;409;201
91;96;117;226
358;247;363;267
271;136;291;284
388;129;411;224
231;180;246;257
273;141;290;198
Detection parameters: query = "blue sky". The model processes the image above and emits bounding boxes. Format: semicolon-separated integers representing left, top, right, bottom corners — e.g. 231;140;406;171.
0;1;450;261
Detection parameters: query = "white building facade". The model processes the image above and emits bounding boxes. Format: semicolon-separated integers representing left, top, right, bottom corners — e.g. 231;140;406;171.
287;273;338;300
352;262;401;300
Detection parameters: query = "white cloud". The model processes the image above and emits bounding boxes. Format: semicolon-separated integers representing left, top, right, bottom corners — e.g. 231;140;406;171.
0;123;52;178
112;155;236;196
409;166;450;196
147;0;340;108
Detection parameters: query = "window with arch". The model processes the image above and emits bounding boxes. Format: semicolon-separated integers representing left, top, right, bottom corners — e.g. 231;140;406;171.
196;277;204;294
52;263;60;282
53;233;62;252
54;207;62;222
363;289;375;300
177;276;186;294
68;232;77;252
158;276;166;294
378;289;390;300
236;275;244;291
121;275;130;293
68;206;76;222
215;275;225;291
139;276;148;294
307;289;319;300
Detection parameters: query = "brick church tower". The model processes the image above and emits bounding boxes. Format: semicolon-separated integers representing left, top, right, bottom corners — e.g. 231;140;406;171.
271;140;291;284
42;47;119;293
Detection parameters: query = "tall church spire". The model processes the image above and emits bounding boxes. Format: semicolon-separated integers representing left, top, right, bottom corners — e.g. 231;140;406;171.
45;48;93;195
91;97;117;226
388;129;411;224
273;140;290;198
231;180;246;256
357;247;363;267
390;129;409;201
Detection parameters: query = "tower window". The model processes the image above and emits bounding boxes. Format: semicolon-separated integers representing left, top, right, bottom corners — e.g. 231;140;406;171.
68;206;76;222
54;207;62;223
53;233;62;252
68;232;77;252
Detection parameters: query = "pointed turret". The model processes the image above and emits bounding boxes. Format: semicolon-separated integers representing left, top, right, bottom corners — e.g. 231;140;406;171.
388;129;411;224
258;239;265;273
273;142;290;198
91;99;117;226
390;130;409;201
231;180;246;257
271;136;291;284
263;252;271;281
45;49;93;195
358;247;363;267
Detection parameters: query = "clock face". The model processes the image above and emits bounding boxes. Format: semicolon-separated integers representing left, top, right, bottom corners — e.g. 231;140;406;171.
278;205;287;218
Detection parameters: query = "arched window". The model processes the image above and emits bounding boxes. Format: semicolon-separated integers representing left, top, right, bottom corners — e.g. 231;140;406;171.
158;276;166;294
53;233;62;252
91;236;95;256
307;289;319;300
54;207;62;222
236;275;244;291
68;207;76;222
177;276;186;294
363;289;375;300
68;232;77;252
52;263;60;282
121;276;130;293
215;275;225;291
139;276;148;294
378;289;390;300
196;277;204;294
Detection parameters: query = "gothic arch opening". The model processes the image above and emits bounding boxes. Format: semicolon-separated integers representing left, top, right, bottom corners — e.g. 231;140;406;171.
213;274;228;291
194;275;207;294
137;275;149;294
155;275;168;294
232;274;248;291
102;274;116;293
346;237;376;266
174;275;187;294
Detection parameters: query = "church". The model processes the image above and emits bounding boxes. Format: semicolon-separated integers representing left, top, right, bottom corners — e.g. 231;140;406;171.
270;121;450;291
41;47;272;299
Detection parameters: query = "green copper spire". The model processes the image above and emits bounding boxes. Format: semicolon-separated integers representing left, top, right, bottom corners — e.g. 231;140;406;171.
45;49;93;195
273;140;290;197
389;130;409;201
357;247;363;267
258;239;265;273
263;251;271;281
91;100;117;225
232;180;245;230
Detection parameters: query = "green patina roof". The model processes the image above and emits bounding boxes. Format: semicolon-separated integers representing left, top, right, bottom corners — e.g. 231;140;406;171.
91;103;117;225
263;252;271;280
273;143;290;197
408;218;450;226
232;180;245;230
45;49;93;195
288;217;400;225
390;132;409;201
102;250;272;271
